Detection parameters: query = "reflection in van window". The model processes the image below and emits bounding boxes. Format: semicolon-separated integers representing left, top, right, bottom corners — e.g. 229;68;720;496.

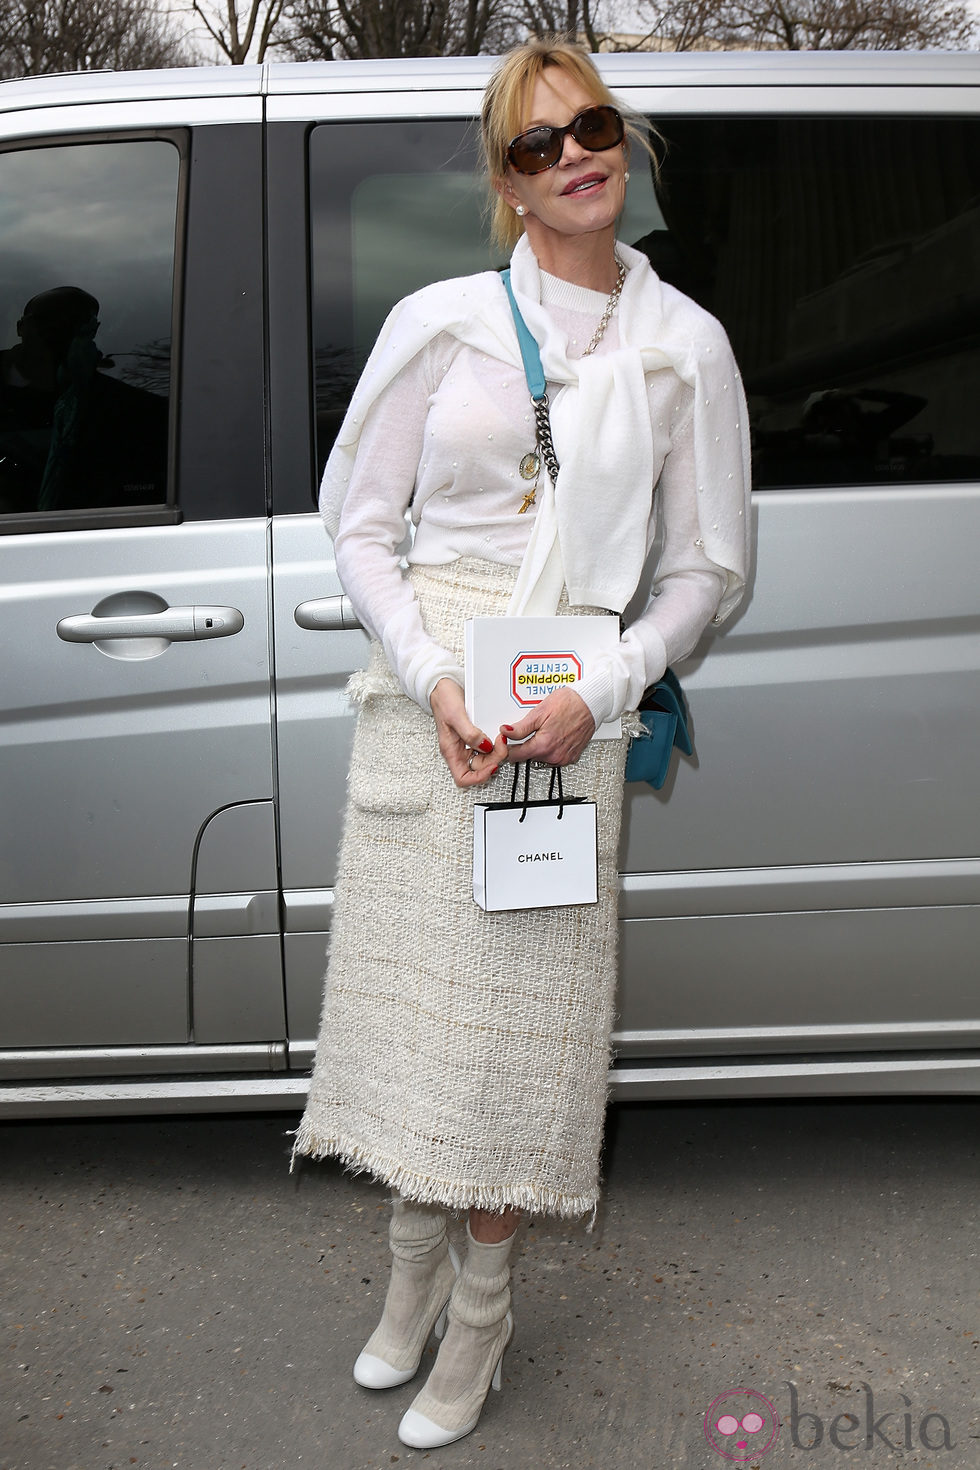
648;116;980;489
352;173;489;359
309;120;491;475
0;140;178;517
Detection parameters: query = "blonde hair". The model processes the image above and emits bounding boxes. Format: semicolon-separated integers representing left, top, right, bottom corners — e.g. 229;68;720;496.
481;38;659;251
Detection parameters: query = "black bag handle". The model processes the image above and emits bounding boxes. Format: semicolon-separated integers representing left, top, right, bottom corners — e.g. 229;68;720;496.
510;762;565;822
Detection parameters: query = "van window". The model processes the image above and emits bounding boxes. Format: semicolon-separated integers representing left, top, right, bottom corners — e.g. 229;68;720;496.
0;138;179;527
308;113;979;492
650;116;980;490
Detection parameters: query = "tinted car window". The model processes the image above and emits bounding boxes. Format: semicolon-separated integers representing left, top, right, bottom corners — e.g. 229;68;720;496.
0;138;179;526
309;112;979;494
649;116;980;489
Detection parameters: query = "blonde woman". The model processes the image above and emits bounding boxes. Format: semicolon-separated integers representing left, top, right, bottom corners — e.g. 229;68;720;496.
292;38;751;1449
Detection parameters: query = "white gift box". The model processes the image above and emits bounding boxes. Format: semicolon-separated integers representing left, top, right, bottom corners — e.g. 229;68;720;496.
465;615;621;741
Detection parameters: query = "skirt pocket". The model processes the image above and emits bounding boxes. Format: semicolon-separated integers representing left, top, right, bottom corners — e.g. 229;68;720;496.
348;691;435;814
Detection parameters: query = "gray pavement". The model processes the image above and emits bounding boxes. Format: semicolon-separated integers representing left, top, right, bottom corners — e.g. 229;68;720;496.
2;1099;979;1470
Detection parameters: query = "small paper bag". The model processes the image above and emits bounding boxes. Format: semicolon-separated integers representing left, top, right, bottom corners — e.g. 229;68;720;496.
473;765;598;912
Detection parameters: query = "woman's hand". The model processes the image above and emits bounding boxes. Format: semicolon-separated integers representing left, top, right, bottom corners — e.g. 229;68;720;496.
501;687;596;767
429;678;508;788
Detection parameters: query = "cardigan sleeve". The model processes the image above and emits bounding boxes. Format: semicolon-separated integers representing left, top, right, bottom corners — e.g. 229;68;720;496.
330;335;464;710
575;402;725;727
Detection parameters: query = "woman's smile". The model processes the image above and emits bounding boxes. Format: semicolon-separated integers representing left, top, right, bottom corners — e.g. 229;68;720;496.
560;171;608;196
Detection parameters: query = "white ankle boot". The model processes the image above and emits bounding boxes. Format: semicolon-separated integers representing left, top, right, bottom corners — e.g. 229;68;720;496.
397;1223;516;1448
353;1197;460;1389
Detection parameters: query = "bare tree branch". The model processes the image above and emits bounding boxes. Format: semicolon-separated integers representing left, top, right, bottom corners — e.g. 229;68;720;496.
637;0;979;49
278;0;508;59
0;0;193;77
188;0;288;62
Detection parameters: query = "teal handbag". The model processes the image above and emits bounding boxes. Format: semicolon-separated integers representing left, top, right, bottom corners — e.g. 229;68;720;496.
624;668;694;789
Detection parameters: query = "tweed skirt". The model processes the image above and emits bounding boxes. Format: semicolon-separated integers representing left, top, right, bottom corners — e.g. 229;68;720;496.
290;558;631;1219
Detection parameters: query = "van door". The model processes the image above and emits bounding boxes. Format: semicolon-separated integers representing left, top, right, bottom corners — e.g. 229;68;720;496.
0;118;284;1067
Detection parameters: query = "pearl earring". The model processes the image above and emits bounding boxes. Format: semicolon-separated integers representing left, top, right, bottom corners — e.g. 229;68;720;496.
515;205;526;217
624;170;630;183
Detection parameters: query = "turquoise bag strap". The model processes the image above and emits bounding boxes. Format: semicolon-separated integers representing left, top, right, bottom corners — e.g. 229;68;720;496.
501;268;547;401
500;269;560;485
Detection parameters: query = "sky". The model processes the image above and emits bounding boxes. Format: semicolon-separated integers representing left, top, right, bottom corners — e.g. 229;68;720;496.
184;0;980;63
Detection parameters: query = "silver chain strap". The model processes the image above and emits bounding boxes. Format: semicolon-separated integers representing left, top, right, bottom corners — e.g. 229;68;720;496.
532;393;561;484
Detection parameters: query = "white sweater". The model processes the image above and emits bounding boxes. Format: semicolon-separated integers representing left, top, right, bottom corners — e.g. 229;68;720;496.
332;260;748;728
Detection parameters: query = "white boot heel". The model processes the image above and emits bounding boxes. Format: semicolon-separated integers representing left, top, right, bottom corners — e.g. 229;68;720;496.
491;1320;508;1391
433;1274;455;1341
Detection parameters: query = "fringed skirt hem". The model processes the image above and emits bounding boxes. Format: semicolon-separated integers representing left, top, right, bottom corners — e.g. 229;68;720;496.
289;1118;598;1220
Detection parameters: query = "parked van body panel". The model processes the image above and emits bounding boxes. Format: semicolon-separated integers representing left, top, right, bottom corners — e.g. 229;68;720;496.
1;54;978;1113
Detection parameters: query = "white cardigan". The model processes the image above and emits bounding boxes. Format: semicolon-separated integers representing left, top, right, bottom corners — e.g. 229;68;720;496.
322;240;752;727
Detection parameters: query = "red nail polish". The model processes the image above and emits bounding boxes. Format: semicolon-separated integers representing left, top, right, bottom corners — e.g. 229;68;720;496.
502;725;514;732
479;739;494;754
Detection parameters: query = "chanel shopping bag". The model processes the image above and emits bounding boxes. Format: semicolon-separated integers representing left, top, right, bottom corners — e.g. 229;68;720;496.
473;764;598;912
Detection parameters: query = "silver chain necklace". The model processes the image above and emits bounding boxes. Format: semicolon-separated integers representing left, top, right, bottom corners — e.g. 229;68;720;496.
518;254;627;513
582;253;627;358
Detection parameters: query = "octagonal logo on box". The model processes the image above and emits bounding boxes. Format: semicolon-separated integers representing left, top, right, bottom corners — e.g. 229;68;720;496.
510;651;583;706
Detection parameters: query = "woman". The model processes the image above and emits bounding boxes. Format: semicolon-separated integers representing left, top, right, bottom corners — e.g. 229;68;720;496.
291;38;751;1449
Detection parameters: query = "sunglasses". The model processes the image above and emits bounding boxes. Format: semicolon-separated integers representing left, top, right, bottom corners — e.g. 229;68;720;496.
506;105;625;175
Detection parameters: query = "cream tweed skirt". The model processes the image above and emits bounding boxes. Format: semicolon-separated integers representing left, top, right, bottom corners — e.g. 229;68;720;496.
291;558;631;1219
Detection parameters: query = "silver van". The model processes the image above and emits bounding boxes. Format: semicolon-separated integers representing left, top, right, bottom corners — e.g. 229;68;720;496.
2;53;979;1116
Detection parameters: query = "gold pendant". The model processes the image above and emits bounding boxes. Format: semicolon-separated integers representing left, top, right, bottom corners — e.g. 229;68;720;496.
519;451;540;481
518;488;536;514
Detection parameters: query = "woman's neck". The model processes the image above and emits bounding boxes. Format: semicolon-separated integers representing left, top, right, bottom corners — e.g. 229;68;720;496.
523;224;619;293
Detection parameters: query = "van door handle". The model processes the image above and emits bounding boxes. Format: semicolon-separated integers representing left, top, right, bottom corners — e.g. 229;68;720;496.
294;595;362;631
57;606;245;643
